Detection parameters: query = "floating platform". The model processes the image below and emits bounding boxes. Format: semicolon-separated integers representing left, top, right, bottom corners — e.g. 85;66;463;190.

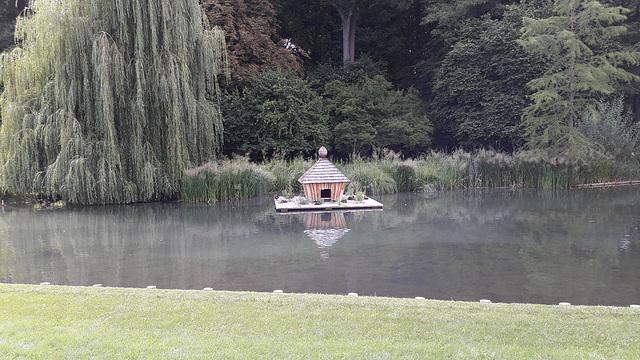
275;196;383;213
575;180;640;189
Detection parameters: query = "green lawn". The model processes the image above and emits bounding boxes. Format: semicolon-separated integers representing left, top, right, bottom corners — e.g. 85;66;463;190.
1;283;639;359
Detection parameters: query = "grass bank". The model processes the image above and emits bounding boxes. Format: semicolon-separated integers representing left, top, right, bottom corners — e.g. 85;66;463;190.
1;284;639;359
181;150;640;201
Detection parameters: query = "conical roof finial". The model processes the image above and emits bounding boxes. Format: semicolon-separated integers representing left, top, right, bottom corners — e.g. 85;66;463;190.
318;146;327;158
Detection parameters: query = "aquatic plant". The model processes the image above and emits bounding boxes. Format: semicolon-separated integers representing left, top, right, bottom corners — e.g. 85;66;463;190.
181;147;640;202
342;160;397;194
263;157;311;195
182;158;275;201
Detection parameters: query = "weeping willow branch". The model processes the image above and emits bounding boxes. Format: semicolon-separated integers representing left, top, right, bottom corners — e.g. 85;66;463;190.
0;0;228;204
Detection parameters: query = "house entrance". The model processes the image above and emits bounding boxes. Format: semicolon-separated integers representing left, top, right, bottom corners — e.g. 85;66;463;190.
320;189;331;199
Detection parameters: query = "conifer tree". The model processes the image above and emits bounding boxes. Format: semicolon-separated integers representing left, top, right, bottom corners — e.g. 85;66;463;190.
0;0;228;204
519;0;638;162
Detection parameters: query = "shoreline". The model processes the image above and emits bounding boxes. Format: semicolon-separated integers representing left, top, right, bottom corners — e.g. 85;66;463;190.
2;282;638;308
1;283;639;358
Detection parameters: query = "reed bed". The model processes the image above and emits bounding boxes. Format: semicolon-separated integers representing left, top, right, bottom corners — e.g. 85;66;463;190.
340;159;398;195
181;150;640;201
181;157;275;201
262;157;312;196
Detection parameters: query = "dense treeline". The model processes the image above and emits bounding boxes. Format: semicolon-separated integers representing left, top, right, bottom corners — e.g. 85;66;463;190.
212;0;640;162
2;0;640;203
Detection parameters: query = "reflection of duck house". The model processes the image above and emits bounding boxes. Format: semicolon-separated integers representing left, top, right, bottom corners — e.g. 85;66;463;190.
303;212;350;249
298;146;350;202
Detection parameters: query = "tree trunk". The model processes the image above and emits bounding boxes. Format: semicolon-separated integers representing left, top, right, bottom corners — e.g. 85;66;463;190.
634;94;640;123
567;3;577;127
333;4;358;66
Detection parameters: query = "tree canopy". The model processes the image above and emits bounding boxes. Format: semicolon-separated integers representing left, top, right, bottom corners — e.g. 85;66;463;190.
0;0;228;204
3;0;640;203
222;70;328;160
519;0;639;161
202;0;304;90
323;75;432;158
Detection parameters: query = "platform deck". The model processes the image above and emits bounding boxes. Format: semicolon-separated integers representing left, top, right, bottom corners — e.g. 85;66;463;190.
275;196;383;212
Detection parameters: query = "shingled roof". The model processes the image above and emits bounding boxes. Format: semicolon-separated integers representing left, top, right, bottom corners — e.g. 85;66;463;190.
298;147;350;184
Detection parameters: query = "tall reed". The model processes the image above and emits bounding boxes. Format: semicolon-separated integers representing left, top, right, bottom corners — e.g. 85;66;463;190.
182;158;275;201
340;159;398;195
180;149;640;202
262;157;312;195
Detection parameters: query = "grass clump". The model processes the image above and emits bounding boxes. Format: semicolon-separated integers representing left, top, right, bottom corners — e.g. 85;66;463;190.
341;159;398;195
182;157;275;201
262;157;311;195
1;284;639;359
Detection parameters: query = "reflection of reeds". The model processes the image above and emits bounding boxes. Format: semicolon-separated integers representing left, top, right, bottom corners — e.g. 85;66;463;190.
182;151;640;201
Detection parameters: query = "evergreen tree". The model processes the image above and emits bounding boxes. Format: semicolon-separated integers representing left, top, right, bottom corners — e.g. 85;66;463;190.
0;0;228;204
519;0;639;161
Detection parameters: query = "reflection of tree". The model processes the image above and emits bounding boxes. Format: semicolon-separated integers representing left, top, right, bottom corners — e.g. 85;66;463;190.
0;202;268;289
1;189;640;304
342;189;640;304
0;211;18;282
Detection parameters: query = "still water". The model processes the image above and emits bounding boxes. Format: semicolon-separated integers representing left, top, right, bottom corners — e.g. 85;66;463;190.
1;187;640;306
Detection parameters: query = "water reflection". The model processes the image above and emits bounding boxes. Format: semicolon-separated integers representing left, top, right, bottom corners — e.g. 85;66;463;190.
302;212;350;259
1;188;640;305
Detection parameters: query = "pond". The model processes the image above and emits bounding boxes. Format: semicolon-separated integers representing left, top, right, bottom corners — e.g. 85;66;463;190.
1;187;640;306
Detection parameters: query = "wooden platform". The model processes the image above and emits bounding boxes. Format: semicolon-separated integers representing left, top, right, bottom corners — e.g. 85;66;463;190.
575;180;640;189
275;196;383;213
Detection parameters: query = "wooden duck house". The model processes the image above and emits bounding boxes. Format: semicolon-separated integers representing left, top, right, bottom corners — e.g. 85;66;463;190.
298;147;350;202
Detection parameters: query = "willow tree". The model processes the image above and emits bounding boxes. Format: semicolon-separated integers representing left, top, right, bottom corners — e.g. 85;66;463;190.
0;0;228;204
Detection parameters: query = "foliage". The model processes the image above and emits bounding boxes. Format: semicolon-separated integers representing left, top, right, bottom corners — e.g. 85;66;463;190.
577;97;640;159
0;0;228;204
307;56;385;91
323;75;432;158
222;70;329;160
262;156;312;194
519;0;640;163
182;157;275;201
0;0;28;125
272;0;640;154
180;148;640;202
422;0;512;44
341;158;398;194
431;6;547;151
355;0;430;91
202;0;304;90
278;0;342;67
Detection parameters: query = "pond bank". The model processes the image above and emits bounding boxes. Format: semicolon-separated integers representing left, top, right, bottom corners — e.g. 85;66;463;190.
1;283;639;359
181;151;640;203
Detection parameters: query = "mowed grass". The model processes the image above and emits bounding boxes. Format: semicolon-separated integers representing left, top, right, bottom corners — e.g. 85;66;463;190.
1;284;639;359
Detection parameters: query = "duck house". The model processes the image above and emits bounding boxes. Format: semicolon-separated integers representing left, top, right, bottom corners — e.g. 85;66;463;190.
298;147;350;202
